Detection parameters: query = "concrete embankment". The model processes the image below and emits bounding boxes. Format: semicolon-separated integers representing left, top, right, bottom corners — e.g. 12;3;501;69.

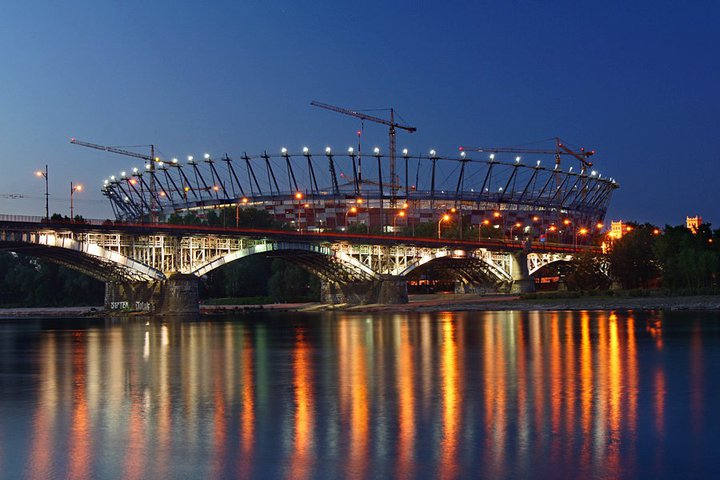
2;294;719;317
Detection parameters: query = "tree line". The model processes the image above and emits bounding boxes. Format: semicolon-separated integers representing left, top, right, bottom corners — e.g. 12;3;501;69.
567;222;720;291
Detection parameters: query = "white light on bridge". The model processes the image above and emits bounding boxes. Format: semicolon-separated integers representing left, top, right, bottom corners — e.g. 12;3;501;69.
402;148;409;157
281;147;288;154
325;146;332;154
348;147;354;154
303;146;309;154
204;153;210;160
515;156;521;163
373;147;380;155
430;149;437;157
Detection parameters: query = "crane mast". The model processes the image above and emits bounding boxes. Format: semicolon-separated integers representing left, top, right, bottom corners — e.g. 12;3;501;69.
311;100;416;204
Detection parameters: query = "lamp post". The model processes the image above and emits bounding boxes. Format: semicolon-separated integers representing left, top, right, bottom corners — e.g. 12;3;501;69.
546;225;557;242
355;197;368;233
575;227;588;249
480;219;491;240
438;214;450;239
295;191;304;233
393;210;406;236
510;222;522;241
35;166;49;220
70;182;82;221
345;206;357;230
236;196;248;228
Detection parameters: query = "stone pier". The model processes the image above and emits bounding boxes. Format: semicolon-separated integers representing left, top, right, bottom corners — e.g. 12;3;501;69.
321;276;408;305
509;251;536;294
105;273;199;315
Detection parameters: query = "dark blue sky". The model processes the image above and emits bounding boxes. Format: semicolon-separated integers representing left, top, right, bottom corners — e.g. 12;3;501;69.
1;0;718;225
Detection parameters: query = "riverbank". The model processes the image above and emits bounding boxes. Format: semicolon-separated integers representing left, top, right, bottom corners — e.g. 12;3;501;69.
2;293;719;317
305;293;720;313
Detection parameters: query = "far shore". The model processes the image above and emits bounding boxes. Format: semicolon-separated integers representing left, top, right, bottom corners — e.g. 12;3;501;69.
1;293;719;318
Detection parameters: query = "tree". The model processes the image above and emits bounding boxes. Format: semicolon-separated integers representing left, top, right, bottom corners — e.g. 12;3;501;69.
654;224;719;288
608;223;661;289
564;251;611;290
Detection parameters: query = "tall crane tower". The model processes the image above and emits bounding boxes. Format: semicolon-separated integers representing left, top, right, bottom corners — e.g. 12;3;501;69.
70;138;160;221
310;100;416;204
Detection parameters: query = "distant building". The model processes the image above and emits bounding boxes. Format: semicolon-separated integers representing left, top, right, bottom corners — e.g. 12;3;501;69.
609;220;625;239
686;216;702;234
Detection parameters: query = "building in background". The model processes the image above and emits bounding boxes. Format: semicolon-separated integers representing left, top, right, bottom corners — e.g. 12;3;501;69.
686;215;702;233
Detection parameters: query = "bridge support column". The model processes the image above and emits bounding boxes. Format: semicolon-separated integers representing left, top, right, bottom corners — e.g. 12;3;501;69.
510;251;536;294
321;276;408;305
105;273;199;315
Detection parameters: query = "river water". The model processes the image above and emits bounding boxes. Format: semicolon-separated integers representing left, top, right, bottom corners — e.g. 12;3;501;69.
1;310;719;479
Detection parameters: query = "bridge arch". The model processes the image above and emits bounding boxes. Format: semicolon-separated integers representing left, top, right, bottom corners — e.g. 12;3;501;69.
527;253;574;276
399;250;512;283
0;233;165;282
192;241;378;283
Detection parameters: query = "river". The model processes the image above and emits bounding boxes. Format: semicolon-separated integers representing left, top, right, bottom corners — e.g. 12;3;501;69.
0;310;719;479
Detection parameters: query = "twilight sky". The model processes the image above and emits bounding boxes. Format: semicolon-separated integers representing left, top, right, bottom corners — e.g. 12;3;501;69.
1;0;718;225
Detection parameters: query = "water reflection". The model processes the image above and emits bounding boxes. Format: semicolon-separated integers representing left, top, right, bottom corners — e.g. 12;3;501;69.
3;310;719;479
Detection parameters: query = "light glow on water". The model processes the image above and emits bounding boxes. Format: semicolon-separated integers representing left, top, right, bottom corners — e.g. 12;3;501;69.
2;310;720;479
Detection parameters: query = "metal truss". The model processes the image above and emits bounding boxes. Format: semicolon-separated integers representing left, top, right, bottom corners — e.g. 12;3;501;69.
1;224;558;286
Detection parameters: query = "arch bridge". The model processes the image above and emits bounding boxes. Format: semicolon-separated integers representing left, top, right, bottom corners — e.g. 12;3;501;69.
0;218;584;313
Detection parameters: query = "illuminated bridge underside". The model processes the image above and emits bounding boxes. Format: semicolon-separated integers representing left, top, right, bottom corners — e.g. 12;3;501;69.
104;150;617;227
0;226;572;287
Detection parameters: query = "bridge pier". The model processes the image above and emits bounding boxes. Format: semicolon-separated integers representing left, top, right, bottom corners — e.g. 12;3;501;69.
510;251;536;294
105;273;199;315
321;276;408;305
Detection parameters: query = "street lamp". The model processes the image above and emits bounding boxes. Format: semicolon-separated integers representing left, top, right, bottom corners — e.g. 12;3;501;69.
438;214;450;239
510;222;522;240
480;219;491;240
546;225;557;242
236;197;249;228
575;227;588;249
295;192;304;232
70;182;82;221
345;206;357;230
393;210;406;236
35;166;49;220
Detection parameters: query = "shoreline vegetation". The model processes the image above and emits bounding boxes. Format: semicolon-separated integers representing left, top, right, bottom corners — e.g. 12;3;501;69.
1;291;719;317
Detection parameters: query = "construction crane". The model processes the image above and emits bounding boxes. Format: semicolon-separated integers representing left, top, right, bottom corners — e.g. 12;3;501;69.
459;137;596;172
71;138;160;221
310;100;416;203
70;138;158;163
